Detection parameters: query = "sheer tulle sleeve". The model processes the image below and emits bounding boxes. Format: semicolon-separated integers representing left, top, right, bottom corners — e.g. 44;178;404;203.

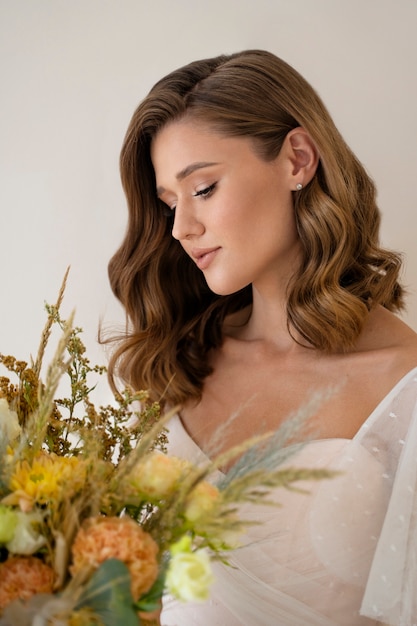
359;370;417;625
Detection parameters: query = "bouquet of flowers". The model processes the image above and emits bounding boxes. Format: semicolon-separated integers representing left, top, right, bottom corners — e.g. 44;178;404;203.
0;272;332;626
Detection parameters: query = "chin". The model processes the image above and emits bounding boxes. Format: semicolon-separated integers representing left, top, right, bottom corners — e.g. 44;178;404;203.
204;278;250;297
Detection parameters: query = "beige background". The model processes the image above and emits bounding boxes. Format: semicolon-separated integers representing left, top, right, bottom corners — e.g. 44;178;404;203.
1;0;416;387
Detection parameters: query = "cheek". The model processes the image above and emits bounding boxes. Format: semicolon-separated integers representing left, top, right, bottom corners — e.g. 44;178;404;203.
217;186;261;228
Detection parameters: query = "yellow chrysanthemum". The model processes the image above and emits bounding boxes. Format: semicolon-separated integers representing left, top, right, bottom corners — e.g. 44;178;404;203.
4;453;86;512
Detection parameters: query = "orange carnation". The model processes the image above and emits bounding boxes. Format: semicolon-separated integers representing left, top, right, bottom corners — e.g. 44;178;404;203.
70;516;159;600
0;556;54;610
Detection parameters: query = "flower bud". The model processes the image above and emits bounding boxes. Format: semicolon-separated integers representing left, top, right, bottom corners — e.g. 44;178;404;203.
0;505;18;543
0;398;21;441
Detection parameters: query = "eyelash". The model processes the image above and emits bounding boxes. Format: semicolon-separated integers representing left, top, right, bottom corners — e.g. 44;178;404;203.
193;182;216;199
162;183;217;217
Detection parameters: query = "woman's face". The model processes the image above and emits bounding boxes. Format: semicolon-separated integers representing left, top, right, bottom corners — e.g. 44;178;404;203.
151;118;302;296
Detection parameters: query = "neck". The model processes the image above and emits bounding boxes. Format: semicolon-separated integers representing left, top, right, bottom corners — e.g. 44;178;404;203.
227;286;305;353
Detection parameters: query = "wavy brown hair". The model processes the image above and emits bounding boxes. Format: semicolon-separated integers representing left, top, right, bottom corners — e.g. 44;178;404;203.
106;49;404;404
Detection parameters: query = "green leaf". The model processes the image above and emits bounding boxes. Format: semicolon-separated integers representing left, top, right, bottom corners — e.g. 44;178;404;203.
76;559;140;626
135;558;168;613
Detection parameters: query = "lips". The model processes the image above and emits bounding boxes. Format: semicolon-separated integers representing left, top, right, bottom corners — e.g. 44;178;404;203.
191;247;220;270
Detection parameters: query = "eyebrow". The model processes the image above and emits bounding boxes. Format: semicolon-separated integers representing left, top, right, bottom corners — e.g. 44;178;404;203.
156;161;219;195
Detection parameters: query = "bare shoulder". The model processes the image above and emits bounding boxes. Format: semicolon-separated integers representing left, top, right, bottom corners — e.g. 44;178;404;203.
180;305;417;449
360;306;417;374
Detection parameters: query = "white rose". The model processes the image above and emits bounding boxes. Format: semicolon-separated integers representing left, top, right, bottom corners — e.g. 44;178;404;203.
0;398;21;441
6;510;46;555
166;540;214;602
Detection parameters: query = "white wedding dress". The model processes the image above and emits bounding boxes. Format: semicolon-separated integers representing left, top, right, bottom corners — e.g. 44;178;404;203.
161;367;417;626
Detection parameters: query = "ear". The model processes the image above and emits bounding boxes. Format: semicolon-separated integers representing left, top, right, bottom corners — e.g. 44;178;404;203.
285;127;319;188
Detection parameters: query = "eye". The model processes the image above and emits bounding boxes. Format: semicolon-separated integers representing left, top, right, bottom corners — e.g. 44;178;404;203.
158;198;176;218
193;183;216;199
162;206;175;218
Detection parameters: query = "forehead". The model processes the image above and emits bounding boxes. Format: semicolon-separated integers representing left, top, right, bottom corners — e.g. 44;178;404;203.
150;118;257;179
152;119;224;159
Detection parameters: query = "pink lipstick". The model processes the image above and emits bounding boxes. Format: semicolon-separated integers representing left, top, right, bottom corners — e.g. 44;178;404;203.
191;247;220;270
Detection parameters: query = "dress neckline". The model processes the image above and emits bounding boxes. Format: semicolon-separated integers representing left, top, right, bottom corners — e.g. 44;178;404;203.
172;366;417;466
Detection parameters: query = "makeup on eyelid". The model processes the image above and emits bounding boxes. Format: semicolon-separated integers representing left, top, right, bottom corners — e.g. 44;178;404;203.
159;181;217;214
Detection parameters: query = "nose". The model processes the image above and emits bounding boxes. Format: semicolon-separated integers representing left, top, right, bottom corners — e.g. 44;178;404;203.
171;201;205;241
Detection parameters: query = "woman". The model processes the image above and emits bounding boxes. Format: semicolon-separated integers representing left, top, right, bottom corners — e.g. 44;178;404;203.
107;50;417;625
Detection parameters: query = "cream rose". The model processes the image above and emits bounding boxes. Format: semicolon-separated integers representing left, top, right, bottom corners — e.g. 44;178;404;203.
184;481;220;523
127;452;191;501
166;536;214;602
